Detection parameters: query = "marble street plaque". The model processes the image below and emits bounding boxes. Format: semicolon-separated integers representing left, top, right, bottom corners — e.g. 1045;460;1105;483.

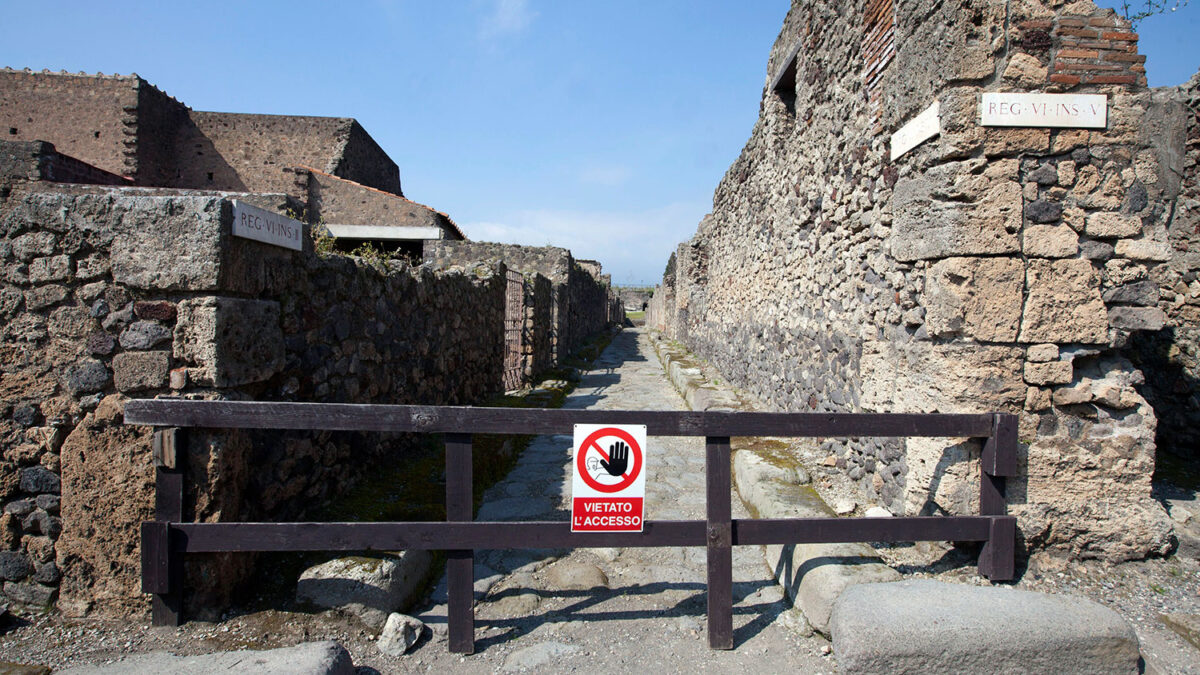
231;200;304;251
891;100;940;161
979;93;1107;129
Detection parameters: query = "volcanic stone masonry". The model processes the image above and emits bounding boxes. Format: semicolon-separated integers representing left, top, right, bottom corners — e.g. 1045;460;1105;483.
650;0;1200;562
0;69;623;615
0;179;620;614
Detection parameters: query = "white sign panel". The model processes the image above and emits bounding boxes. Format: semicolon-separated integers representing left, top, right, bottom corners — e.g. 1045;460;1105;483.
231;200;304;251
890;100;940;161
571;424;647;532
979;93;1108;129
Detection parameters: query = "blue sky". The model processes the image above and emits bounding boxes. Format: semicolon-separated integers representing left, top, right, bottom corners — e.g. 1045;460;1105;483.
1;1;1196;285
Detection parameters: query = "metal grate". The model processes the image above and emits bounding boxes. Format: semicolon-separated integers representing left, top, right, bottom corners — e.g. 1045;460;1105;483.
503;269;525;391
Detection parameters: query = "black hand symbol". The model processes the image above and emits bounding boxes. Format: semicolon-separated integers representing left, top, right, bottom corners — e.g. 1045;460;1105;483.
600;441;629;477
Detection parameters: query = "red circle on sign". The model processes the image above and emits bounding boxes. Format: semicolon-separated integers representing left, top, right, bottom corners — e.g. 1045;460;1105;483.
577;427;642;493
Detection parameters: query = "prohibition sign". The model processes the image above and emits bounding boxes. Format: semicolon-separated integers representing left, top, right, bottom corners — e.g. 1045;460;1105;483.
576;427;643;493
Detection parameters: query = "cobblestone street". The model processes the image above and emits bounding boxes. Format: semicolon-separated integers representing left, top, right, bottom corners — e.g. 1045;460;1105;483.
411;326;832;672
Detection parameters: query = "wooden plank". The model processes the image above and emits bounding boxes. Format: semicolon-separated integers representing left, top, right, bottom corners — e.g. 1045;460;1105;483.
445;433;474;655
151;428;178;469
979;516;1016;581
706;436;733;650
152;462;184;627
734;515;992;545
140;521;170;594
994;413;1019;477
167;516;995;553
982;413;1019;477
124;400;995;439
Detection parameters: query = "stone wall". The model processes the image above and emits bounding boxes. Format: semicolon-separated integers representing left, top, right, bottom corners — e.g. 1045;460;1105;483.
302;168;463;239
176;112;401;196
1119;73;1200;461
426;241;623;364
653;0;1195;562
0;70;403;197
0;184;507;614
617;287;652;311
0;70;144;180
0;141;130;188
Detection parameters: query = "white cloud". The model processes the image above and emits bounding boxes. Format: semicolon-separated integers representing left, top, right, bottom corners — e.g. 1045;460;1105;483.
478;0;537;41
461;202;707;286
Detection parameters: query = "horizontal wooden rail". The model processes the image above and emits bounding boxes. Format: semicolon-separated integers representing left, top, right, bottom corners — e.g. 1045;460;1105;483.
125;400;995;438
155;516;1000;553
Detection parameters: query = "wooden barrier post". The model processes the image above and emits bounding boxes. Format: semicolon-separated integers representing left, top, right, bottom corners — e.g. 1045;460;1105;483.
979;413;1018;581
706;435;733;649
143;427;184;626
445;433;475;654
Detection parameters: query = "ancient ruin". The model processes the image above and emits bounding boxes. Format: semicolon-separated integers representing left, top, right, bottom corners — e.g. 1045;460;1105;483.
650;0;1199;563
0;70;621;613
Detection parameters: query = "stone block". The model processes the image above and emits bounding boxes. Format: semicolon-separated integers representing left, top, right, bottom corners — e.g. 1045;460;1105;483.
1025;199;1062;223
118;320;172;350
85;332;116;356
892;172;1020;262
61;359;110;394
24;285;67;311
1026;343;1059;362
1019;259;1108;344
831;580;1139;674
28;255;71;283
1081;239;1115;260
378;613;426;657
1026;386;1052;411
1023;224;1078;258
925;257;1023;341
112;351;169;392
12;232;56;261
75;254;109;280
2;580;55;607
1024;360;1073;385
985;128;1050;156
297;552;432;630
48;306;97;339
109;195;227;291
1002;53;1048;87
861;341;1025;414
1114;239;1171;261
174;297;284;387
1103;280;1159;306
1108;306;1166;331
0;551;34;581
903;437;980;517
133;301;177;321
1086;212;1142;238
1052;384;1093;406
18;467;60;494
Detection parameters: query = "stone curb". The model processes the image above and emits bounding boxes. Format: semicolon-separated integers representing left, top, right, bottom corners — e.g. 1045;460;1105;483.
647;330;899;635
55;640;355;675
831;579;1140;674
